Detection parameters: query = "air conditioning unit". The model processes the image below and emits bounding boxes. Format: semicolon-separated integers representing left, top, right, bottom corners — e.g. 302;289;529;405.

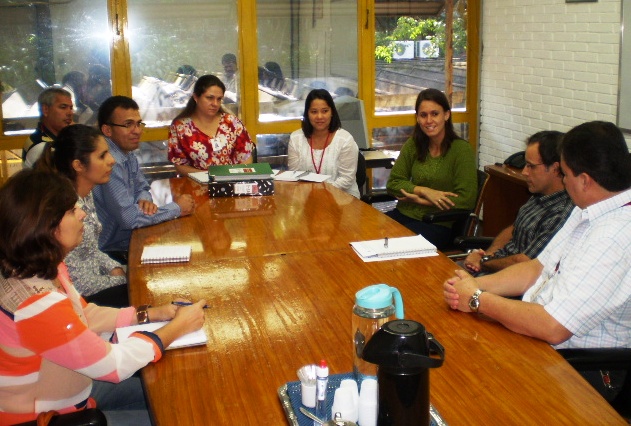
392;41;414;60
415;40;438;59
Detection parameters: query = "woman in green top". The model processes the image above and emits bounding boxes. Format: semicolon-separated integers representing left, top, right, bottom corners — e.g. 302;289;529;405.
386;88;477;249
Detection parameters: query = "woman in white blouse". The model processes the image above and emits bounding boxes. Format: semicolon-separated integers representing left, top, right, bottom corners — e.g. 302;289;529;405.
288;89;360;198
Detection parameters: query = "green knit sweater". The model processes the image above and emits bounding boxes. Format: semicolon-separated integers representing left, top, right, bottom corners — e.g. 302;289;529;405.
386;138;477;224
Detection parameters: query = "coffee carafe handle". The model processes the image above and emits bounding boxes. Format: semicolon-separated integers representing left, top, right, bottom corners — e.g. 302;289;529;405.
398;336;445;369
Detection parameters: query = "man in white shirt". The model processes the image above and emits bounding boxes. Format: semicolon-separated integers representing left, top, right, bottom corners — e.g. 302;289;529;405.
444;120;631;398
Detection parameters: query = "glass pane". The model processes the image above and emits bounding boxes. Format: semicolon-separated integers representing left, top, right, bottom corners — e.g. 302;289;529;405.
1;0;110;136
256;133;290;169
257;0;358;122
127;0;238;128
374;0;467;115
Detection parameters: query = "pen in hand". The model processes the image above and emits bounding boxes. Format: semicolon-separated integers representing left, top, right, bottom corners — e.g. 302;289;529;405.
172;301;210;309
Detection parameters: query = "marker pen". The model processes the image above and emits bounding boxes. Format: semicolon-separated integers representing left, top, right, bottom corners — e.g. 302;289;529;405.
315;359;329;424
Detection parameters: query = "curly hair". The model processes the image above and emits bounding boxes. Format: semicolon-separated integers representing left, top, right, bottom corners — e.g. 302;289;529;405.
0;170;77;279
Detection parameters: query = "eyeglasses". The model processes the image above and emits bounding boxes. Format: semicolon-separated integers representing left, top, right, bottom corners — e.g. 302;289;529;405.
524;162;545;170
107;121;146;130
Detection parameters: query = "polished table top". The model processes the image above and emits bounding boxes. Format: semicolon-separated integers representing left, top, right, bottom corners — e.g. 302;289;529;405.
129;178;625;425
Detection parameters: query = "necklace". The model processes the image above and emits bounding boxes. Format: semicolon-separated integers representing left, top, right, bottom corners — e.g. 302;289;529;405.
309;132;331;174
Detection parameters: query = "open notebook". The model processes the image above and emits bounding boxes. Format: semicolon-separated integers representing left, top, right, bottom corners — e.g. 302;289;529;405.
350;235;437;262
116;321;207;350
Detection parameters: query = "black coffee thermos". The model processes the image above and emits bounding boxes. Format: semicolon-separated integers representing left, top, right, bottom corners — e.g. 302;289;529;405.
362;320;444;426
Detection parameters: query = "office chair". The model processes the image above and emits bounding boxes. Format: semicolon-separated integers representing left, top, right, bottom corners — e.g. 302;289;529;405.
557;347;631;419
422;169;489;255
356;151;367;197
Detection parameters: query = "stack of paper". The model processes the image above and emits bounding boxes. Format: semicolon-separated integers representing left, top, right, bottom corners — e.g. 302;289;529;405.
350;235;437;262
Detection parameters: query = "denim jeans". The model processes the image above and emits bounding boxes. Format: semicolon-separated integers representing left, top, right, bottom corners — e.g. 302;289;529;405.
90;376;152;425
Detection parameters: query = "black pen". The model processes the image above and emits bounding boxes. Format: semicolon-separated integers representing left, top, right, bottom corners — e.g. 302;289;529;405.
172;301;210;309
384;237;389;248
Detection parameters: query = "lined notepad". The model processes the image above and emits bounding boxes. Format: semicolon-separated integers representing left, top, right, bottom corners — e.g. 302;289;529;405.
140;245;192;264
350;235;437;262
116;321;207;349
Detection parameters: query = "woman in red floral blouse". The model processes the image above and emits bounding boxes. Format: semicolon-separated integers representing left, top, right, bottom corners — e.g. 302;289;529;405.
168;75;254;176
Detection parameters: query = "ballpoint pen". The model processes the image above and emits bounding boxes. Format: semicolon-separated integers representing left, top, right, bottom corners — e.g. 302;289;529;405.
384;237;389;249
171;301;211;309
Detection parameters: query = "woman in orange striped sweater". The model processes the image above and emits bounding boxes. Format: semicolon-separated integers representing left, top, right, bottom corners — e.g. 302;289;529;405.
0;170;206;425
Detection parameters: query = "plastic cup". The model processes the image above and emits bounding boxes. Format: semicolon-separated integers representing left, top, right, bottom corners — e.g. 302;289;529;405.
339;379;359;422
331;386;356;422
301;382;316;408
358;379;378;426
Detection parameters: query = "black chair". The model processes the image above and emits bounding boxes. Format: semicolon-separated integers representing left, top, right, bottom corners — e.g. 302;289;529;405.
422;169;489;254
557;348;631;419
356;151;367;197
13;408;107;426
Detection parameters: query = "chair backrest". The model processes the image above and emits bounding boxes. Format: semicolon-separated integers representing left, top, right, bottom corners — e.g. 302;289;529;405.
449;169;489;242
465;169;490;236
356;151;367;196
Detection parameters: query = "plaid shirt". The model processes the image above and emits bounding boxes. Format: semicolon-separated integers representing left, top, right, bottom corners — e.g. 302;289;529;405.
495;190;574;259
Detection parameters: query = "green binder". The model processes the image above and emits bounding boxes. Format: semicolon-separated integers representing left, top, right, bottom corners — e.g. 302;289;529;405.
207;163;274;182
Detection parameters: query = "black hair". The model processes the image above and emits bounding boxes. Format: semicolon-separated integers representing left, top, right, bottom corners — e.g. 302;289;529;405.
526;130;564;167
301;89;342;139
560;121;631;191
173;75;226;122
97;96;140;130
37;124;103;182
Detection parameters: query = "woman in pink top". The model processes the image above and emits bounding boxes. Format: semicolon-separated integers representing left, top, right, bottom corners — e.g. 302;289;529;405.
0;170;206;425
168;74;254;176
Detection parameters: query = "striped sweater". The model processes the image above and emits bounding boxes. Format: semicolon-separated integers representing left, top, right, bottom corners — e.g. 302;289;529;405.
0;263;161;425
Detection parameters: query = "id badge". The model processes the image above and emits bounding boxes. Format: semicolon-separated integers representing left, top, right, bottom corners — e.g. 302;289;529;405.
211;137;227;152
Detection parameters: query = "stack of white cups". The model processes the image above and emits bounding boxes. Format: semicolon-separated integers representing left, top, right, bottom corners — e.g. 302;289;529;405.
331;379;359;422
357;379;378;426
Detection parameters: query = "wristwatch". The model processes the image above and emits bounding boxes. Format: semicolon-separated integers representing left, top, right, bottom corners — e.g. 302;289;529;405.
480;254;493;264
468;289;485;313
136;304;151;324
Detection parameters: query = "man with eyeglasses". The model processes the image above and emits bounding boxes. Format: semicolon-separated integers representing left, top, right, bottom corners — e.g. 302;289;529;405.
93;96;195;260
463;131;574;274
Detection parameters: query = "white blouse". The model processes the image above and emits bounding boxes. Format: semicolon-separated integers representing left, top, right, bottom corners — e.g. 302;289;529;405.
288;128;360;198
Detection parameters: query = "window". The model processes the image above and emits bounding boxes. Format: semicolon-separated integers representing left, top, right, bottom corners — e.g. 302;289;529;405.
127;0;239;128
256;0;359;123
0;0;111;136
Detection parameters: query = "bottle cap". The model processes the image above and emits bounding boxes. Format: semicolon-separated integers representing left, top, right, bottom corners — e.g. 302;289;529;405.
355;284;404;319
316;359;329;377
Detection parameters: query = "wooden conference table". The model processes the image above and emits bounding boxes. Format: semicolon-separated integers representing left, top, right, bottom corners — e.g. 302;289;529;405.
128;178;624;425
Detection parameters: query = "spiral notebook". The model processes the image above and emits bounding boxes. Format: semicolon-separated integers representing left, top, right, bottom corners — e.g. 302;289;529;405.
350;235;437;262
140;245;192;264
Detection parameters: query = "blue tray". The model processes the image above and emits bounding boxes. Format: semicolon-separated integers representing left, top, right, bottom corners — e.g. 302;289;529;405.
278;372;447;426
